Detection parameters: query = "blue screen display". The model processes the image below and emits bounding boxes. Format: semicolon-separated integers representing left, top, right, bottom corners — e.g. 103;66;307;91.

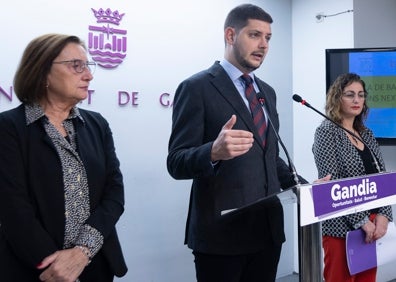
326;48;396;142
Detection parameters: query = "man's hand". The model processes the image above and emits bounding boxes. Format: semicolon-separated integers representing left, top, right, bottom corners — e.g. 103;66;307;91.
313;174;331;184
211;115;254;161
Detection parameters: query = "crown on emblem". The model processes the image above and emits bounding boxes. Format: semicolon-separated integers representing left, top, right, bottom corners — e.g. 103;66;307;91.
91;8;125;25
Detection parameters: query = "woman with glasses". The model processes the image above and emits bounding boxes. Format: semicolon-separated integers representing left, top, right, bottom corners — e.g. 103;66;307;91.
0;34;127;281
312;73;393;282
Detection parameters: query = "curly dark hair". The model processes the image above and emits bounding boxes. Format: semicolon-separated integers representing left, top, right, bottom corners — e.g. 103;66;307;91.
325;73;369;132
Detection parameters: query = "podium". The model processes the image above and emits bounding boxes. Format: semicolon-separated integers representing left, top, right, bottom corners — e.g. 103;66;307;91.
221;171;396;281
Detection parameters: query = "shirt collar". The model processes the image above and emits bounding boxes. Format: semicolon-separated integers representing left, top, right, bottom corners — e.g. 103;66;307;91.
220;59;255;83
25;103;85;126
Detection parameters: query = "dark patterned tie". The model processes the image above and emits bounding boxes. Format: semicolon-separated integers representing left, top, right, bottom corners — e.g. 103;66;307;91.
241;74;267;147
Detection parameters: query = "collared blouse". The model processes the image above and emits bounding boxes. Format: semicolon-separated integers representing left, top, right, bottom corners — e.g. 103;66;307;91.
25;104;103;256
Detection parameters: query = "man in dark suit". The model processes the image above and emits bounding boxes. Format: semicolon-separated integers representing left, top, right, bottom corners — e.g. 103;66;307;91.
167;4;303;282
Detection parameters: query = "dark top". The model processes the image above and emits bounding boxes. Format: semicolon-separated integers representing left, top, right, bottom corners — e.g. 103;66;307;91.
0;104;127;281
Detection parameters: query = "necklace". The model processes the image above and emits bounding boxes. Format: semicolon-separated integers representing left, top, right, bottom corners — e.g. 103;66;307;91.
351;134;358;145
350;130;359;145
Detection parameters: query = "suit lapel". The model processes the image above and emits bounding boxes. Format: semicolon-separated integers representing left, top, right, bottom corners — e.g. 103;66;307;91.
208;63;263;147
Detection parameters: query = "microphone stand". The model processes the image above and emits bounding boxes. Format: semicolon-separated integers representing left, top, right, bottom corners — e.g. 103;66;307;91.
292;94;382;173
257;93;300;187
258;93;320;282
287;94;329;282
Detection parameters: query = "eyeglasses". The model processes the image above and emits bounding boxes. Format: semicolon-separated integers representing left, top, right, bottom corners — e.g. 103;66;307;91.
52;59;96;74
342;91;367;100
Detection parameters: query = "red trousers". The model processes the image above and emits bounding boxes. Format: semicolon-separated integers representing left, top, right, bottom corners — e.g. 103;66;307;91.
322;236;377;282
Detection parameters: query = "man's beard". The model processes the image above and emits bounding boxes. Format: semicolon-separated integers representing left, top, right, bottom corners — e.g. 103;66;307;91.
233;45;261;72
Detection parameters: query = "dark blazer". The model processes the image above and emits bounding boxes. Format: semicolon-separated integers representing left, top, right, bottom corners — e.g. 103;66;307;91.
167;62;300;255
0;104;127;281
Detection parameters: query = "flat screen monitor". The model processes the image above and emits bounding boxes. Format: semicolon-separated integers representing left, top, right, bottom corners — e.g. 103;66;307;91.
326;47;396;145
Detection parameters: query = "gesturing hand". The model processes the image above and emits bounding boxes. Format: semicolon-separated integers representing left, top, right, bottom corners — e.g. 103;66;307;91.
211;115;254;162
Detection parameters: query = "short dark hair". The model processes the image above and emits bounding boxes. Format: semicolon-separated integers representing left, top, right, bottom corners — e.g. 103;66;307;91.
224;4;273;32
325;72;369;132
13;33;86;104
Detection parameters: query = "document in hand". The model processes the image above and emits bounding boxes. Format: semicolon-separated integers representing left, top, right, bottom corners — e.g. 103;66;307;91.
346;222;396;275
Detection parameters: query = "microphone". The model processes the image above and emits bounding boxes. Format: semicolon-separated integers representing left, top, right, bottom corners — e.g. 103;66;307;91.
292;94;310;107
257;92;301;187
292;94;381;172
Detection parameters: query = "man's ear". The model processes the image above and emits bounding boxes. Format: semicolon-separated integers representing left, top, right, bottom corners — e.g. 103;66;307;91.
225;27;236;44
